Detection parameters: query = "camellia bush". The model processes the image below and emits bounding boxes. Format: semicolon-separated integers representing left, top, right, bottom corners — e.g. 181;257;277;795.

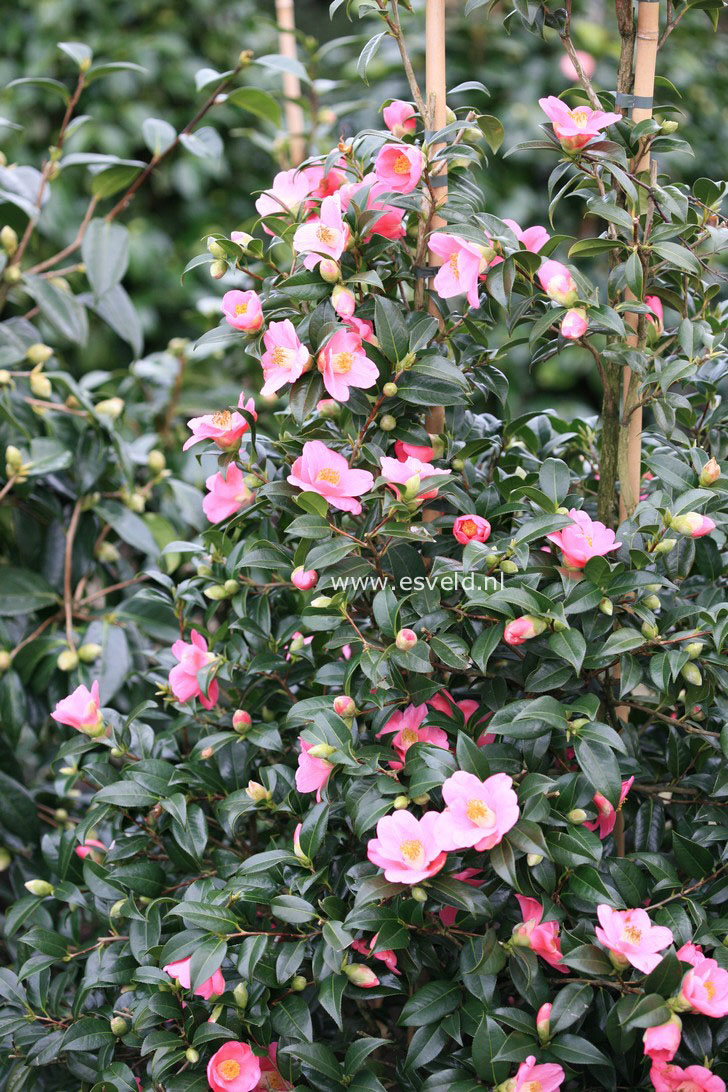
1;0;728;1090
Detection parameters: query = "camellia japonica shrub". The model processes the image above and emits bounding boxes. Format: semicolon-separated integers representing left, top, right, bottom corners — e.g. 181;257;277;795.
1;1;728;1091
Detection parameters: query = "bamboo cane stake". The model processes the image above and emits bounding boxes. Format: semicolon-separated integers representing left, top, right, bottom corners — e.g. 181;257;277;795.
274;0;306;166
619;0;660;522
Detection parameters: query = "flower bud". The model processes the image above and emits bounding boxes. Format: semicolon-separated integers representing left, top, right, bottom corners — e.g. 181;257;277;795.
233;983;248;1008
292;566;318;591
57;648;79;672
680;663;702;687
599;597;613;616
289;634;306;654
685;641;704;660
319;258;341;283
78;642;102;663
209;259;227;279
331;284;356;319
670;512;716;538
147;449;166;474
412;794;430;805
654;538;677;554
95;397;124;420
567;808;588;824
311;595;333;608
6;445;24;474
0;369;12;387
383;382;398;397
30;371;52;399
317;398;338;418
643;595;661;611
395;628;418;651
232;709;252;733
200;746;214;760
500;560;518;574
402;473;421;500
110;899;127;919
207;238;226;258
25;879;55;897
26;343;53;366
641;622;659;640
290;974;307;992
185;1047;200;1064
96;541;120;563
452;457;465;471
0;650;11;672
261;706;275;722
527;853;543;867
342;963;379;988
223;579;240;596
333;695;356;718
411;885;427;903
246;781;271;802
3;265;22;284
1;225;18;255
307;743;336;759
380;414;397;432
536;1002;552;1044
393;795;409;810
538;260;579;306
110;1016;128;1037
699;458;720;486
204;585;230;601
0;847;10;871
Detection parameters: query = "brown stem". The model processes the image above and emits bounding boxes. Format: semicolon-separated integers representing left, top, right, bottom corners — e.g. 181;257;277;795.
63;500;83;649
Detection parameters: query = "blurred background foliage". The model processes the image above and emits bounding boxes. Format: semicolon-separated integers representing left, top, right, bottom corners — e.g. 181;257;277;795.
1;0;726;422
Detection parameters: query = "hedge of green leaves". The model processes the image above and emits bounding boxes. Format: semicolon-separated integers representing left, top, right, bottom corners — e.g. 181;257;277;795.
1;1;728;1090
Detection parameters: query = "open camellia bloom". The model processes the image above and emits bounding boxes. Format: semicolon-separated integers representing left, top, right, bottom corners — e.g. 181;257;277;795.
429;233;486;309
374;143;424;193
367;811;447;883
453;513;491;544
316;329;379;401
379;455;451;502
207;1042;261;1092
51;681;105;737
547;508;621;568
595;905;674;973
649;1062;726;1092
436;771;520;851
513;895;568;972
169;629;218;709
302;160;347;199
184;393;257;451
585;776;634;838
538;95;622;151
221;289;264;333
260;320;311;396
163;955;225;1000
295;739;333;801
293;193;349;269
679;957;728;1017
288;439;374;514
512;1055;565;1091
255;168;314;221
203;464;255;524
383;99;417;137
376;702;449;763
255;1043;291;1090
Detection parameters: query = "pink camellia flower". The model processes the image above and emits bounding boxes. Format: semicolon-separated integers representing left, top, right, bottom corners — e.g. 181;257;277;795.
288;440;374;515
430;234;486;309
367;810;447;884
374;143;424;194
453;514;491;545
561;307;588;339
395;440;435;462
376;703;449;763
646;294;664;332
512;1055;565;1091
340;174;407;241
547;508;621;568
380;455;451;503
679;957;728;1018
346;315;376;342
504;616;547;646
539;96;622;151
255;168;314;222
75;838;106;860
537;1002;552;1044
428;690;494;743
207;1042;261;1092
317;329;379;402
302;161;347;199
439;868;484;927
233;710;252;731
203;465;255;524
255;1043;291;1091
51;681;105;737
293;194;349;270
221;290;264;333
436;771;520;851
502;218;551;256
671;512;716;538
342;963;380;988
184;393;257;451
559;50;597;81
169;629;218;710
595;905;674;973
295;739;333;802
650;1062;726;1092
331;284;356;319
513;896;568;973
643;1017;682;1065
352;935;401;975
260;320;311;396
538;259;579;306
585;776;634;839
676;942;704;966
383;99;417;137
292;567;318;591
163;955;225;1000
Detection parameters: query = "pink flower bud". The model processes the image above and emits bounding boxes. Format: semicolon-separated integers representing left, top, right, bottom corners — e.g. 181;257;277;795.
643;1015;682;1064
503;616;547;646
383;99;417;138
232;709;252;732
292;566;319;591
453;514;491;544
699;458;720;487
293;822;308;860
75;839;106;860
561;307;588;340
317;398;339;417
538;259;579;306
333;695;356;718
342;963;380;988
536;1002;552;1044
645;294;664;333
331;284;356;319
319;258;341;283
395;628;418;651
670;512;716;538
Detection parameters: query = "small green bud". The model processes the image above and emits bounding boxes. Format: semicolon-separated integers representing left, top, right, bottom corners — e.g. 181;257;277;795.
1;225;18;255
382;382;398;397
685;641;704;659
0;847;11;871
207;238;226;258
570;717;589;731
96;541;120;563
485;552;498;566
393;795;409;810
643;595;661;611
412;793;430;805
233;982;249;1008
95;397;124;420
210;259;227;279
500;560;518;574
29;372;52;399
452;457;465;471
185;1047;200;1064
57;648;79;672
78;642;102;663
411;886;427;903
0;369;12;387
245;781;271;802
654;538;677;554
680;662;702;687
110;1016;128;1037
380;414;397;432
244;473;262;488
0;650;11;672
147;449;166;474
5;445;24;473
261;706;275;722
307;743;336;759
204;585;229;601
223;579;240;595
290;975;307;992
660;119;679;134
527;853;543;867
599;597;613;616
25;879;55;897
699;458;720;487
311;595;333;608
551;619;567;632
567;808;588;824
3;265;22;285
641;622;659;640
54;808;68;821
110;899;127;919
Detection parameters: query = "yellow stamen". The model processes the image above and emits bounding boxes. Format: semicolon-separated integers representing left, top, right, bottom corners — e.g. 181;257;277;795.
272;346;294;368
523;1083;543;1092
570;109;589;128
235;302;248;315
317;225;337;245
623;925;642;944
212;410;233;428
705;980;716;1000
448;252;459;278
399;728;419;747
460;519;478;537
466;799;495;827
393;153;412;174
316;468;341;486
217;1059;242;1079
400;838;425;864
332;351;354;374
